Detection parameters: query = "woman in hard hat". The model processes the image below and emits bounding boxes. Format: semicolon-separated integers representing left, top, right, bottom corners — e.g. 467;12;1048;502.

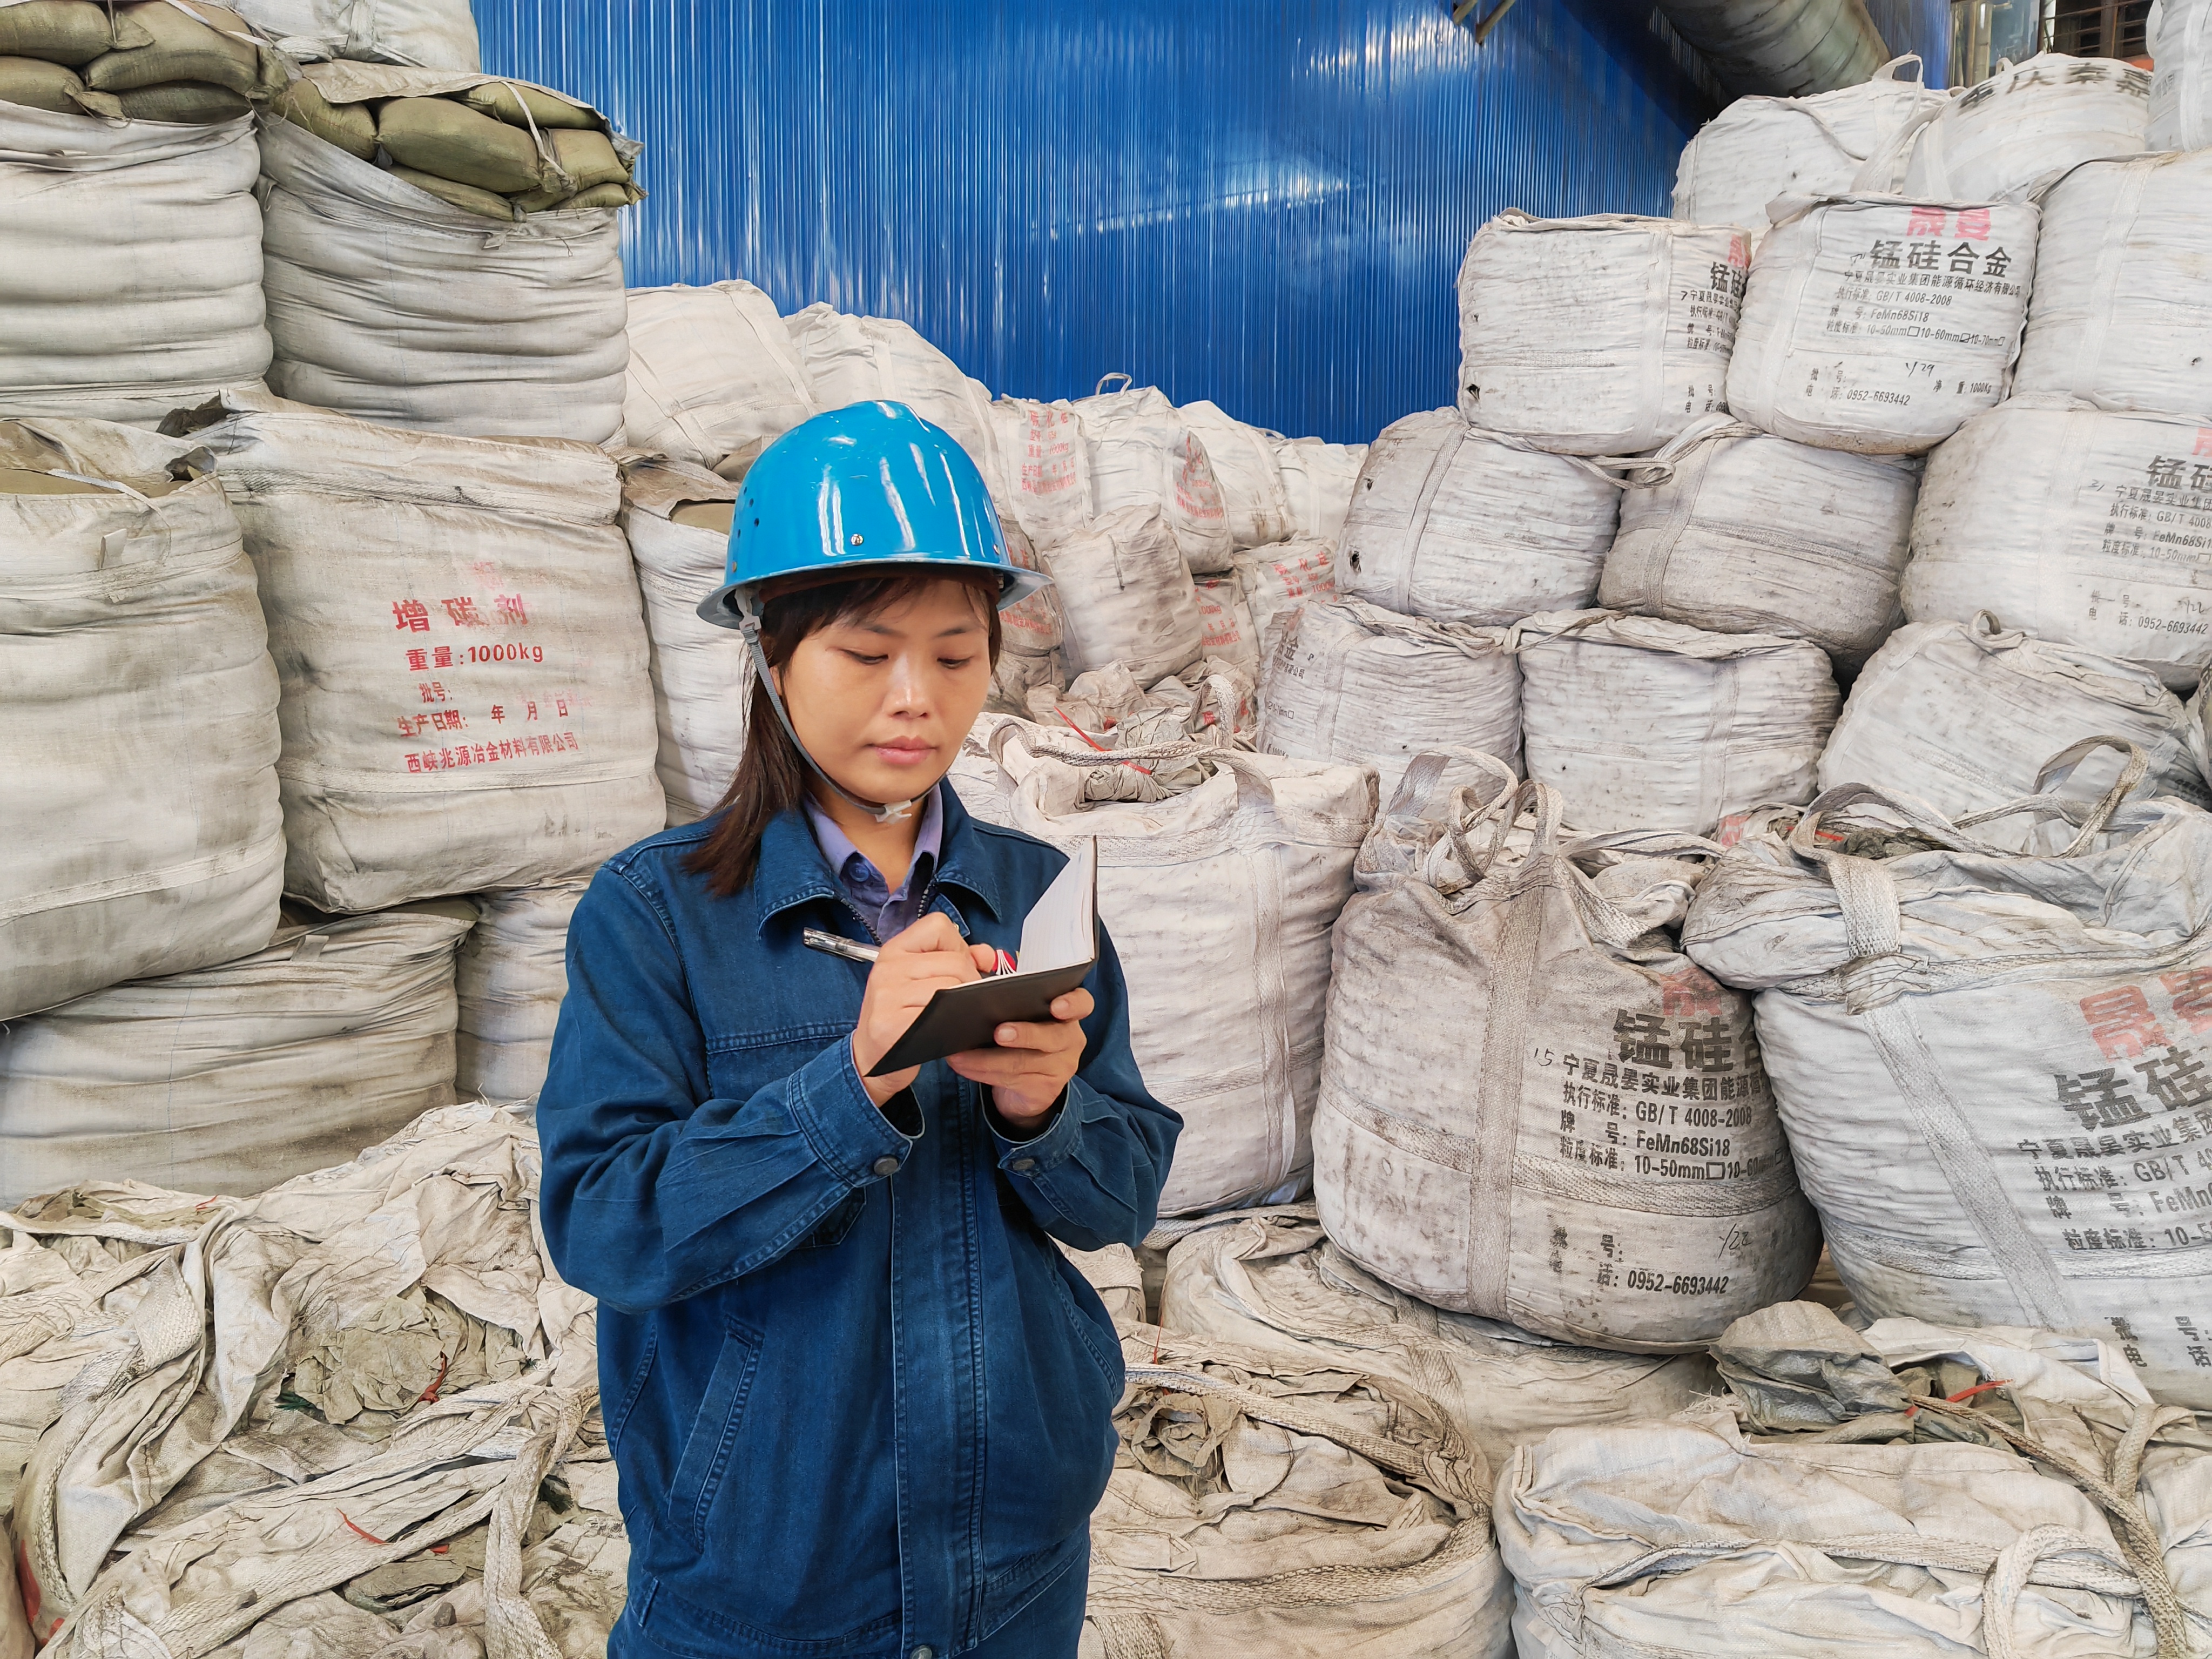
536;401;1179;1659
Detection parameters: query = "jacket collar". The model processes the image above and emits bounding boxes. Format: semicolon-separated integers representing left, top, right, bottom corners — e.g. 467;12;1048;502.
753;781;1005;937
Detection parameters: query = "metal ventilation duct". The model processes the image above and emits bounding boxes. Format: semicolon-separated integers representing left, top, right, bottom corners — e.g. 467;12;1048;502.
1652;0;1890;97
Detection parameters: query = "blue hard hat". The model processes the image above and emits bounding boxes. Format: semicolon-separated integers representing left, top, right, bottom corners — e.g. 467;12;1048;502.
696;400;1050;628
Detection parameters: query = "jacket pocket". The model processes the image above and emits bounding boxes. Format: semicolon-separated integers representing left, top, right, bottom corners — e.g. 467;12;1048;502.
605;1328;657;1456
668;1314;765;1552
1047;1256;1123;1389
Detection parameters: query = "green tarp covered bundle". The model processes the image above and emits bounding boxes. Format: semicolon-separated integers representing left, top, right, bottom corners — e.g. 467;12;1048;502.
0;1;281;123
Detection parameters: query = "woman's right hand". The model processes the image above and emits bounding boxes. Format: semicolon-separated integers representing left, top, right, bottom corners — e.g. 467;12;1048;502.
852;914;997;1106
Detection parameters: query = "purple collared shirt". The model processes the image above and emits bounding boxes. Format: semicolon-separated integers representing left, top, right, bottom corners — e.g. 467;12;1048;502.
804;784;945;943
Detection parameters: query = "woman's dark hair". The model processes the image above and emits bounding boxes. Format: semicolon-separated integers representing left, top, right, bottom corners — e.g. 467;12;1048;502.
683;570;1003;896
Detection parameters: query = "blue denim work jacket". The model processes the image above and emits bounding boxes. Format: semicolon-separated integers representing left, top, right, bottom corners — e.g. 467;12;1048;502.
536;790;1180;1658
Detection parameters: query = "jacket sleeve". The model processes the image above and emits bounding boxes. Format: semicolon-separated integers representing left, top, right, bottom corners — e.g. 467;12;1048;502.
535;862;918;1316
986;922;1183;1252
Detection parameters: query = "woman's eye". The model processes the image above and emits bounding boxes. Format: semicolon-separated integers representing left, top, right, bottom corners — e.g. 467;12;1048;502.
939;656;976;671
845;651;888;666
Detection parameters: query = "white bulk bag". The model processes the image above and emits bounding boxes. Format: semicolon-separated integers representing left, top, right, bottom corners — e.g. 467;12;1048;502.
1456;211;1746;455
1272;434;1364;544
1904;53;2149;203
0;106;268;426
1192;573;1260;682
1069;382;1235;572
0;1239;113;1519
1820;615;2210;822
988;396;1094;546
1334;409;1618;626
1160;1209;1722;1475
2015;152;2212;424
1682;778;2212;1407
1234;539;1335;672
618;455;747;824
2153;0;2212;147
1087;1336;1514;1659
783;305;1001;496
257;69;631;444
191;393;663;910
1037;505;1205;685
1314;778;1820;1350
1259;599;1521;806
0;902;471;1206
958;733;1373;1216
1670;56;1944;232
227;0;479;68
2193;675;2210;781
2;419;283;1022
988;521;1067;714
456;881;582;1102
1904;400;2212;692
621;280;818;474
1599;415;1918;667
1176;399;1294;550
1726;194;2036;454
1514;610;1840;837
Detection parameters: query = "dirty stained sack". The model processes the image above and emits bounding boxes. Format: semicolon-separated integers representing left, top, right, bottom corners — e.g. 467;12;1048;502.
456;880;584;1102
1902;53;2149;203
1234;540;1336;677
621;280;818;474
1271;434;1364;544
1067;384;1235;573
1036;505;1207;685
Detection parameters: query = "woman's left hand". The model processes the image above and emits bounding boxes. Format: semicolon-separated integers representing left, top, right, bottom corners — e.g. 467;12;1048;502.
947;987;1094;1126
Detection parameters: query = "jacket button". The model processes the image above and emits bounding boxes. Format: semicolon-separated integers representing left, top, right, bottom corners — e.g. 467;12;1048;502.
872;1156;900;1176
1010;1157;1037;1172
913;1649;935;1659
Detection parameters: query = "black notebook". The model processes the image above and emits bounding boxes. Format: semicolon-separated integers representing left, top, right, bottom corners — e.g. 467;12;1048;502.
867;839;1097;1076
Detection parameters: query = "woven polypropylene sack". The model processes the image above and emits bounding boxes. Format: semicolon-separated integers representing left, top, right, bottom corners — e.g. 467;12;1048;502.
1259;599;1521;806
191;394;662;910
1069;384;1235;573
1159;1209;1722;1475
0;902;471;1206
1176;399;1294;551
622;281;817;474
456;881;582;1102
1;418;282;1022
226;0;478;67
1272;435;1364;544
955;736;1373;1216
1235;541;1335;674
257;75;629;443
1084;1334;1514;1659
1456;212;1746;455
1671;56;1944;234
618;455;747;824
2016;152;2212;424
1819;616;2210;824
1683;780;2212;1408
989;397;1094;547
1192;573;1260;683
1038;505;1205;685
1904;400;2212;693
1313;778;1819;1351
0;105;268;426
1904;54;2149;203
1513;610;1840;838
2153;0;2212;146
784;304;1003;503
1726;194;2036;455
1599;415;1917;667
1334;409;1618;627
2192;675;2210;781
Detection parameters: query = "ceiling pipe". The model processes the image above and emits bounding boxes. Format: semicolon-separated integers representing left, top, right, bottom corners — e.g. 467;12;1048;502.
1651;0;1891;97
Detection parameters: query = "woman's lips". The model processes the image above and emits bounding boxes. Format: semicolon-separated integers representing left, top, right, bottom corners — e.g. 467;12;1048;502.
872;741;935;767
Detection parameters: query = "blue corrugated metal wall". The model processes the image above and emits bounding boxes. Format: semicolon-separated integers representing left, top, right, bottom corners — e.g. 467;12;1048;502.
470;2;1937;445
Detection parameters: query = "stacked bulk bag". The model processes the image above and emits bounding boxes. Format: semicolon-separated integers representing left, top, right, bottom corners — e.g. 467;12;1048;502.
1017;661;1254;773
1727;194;2036;454
184;392;663;909
1819;615;2210;821
1235;538;1335;670
1456;212;1746;455
1176;398;1294;550
1599;415;1917;667
2;418;282;1021
1683;776;2212;1407
1160;1209;1722;1474
2015;152;2212;424
988;523;1066;711
1513;610;1840;837
1333;409;1618;626
988;396;1093;546
227;0;478;68
1070;380;1234;572
1191;571;1260;681
1089;1332;1514;1659
1670;56;1944;233
1904;401;2212;692
1271;434;1364;544
1903;54;2150;203
0;900;473;1206
2153;0;2212;148
618;454;746;822
257;65;633;442
783;305;1001;495
1259;599;1521;805
622;280;818;476
1313;776;1820;1350
956;731;1372;1215
1036;504;1206;684
456;881;583;1102
0;98;269;424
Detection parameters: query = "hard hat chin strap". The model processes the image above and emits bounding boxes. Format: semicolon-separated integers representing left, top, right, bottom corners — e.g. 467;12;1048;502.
738;608;916;825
